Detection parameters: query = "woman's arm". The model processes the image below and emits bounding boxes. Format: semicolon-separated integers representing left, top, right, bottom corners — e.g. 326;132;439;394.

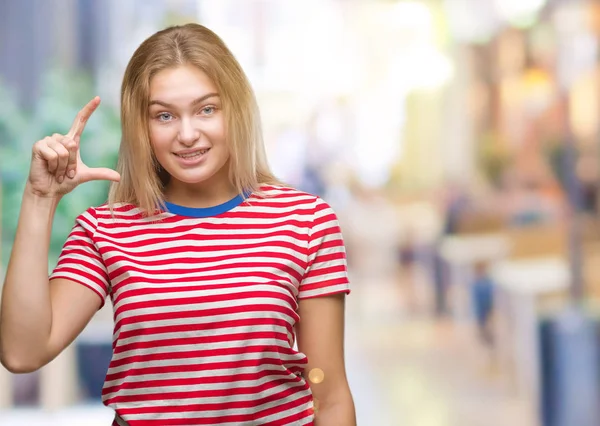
0;190;103;373
0;97;118;373
297;293;356;426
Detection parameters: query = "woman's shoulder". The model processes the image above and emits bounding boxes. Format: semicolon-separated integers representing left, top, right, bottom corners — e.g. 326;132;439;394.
77;202;154;224
254;183;322;202
252;184;338;217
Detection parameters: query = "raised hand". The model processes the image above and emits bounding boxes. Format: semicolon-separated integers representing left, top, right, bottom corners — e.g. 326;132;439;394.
27;97;120;198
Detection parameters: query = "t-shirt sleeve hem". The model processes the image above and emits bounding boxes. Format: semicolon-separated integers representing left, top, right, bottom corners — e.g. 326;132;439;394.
297;287;351;300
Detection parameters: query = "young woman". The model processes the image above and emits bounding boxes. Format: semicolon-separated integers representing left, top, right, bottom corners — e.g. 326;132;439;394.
0;24;355;425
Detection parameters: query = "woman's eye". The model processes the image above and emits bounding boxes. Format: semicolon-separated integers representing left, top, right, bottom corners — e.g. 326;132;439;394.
201;106;216;115
157;112;173;121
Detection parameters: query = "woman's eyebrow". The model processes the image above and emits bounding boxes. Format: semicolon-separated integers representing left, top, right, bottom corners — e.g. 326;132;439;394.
149;93;220;108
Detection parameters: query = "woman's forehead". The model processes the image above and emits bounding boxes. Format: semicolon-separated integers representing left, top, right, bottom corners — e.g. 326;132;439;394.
149;65;218;101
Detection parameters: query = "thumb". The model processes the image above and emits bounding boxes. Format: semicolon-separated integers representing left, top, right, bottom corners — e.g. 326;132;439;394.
80;167;121;183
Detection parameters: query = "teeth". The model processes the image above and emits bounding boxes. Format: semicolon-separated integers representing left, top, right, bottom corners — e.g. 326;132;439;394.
177;149;208;158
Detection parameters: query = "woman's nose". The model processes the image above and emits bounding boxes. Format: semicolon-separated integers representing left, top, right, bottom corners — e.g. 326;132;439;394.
177;118;200;145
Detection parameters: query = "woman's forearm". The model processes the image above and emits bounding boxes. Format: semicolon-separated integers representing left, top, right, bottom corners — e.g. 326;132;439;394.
0;185;60;372
315;394;356;426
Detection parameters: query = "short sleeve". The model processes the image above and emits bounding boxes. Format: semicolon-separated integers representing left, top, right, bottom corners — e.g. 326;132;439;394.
299;198;351;299
49;207;110;307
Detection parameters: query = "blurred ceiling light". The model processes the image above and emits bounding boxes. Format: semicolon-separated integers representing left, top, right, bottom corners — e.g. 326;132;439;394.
411;48;454;90
387;1;433;34
521;68;554;117
494;0;548;28
353;90;406;189
380;2;453;91
388;46;454;92
443;0;500;43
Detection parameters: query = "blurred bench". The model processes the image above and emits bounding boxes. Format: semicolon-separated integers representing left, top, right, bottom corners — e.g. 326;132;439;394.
440;217;573;424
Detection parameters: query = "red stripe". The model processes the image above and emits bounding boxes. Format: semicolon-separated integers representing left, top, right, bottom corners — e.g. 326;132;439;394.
116;317;291;341
300;278;350;293
106;250;307;270
108;344;297;369
97;240;305;258
113;330;288;354
122;395;312;425
114;303;299;332
114;289;296;317
109;261;303;284
108;376;304;406
104;357;306;383
104;368;295;394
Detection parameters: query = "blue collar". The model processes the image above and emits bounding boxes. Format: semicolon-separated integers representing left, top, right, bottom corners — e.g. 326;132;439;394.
164;193;246;218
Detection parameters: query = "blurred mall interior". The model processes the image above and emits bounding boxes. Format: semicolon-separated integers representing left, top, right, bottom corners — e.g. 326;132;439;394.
3;0;600;425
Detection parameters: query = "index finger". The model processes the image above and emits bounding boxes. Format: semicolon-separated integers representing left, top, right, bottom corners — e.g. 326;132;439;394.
67;96;101;140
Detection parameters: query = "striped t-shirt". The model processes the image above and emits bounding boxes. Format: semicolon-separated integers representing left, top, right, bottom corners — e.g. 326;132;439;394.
50;185;351;425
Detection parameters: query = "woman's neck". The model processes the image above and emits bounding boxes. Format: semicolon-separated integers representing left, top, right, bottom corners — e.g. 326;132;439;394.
164;179;239;209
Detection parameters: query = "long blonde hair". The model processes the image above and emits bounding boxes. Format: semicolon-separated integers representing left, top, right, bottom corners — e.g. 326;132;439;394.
108;23;281;215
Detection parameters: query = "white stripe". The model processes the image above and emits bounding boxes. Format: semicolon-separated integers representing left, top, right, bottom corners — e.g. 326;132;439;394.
114;295;296;324
104;377;306;402
104;255;302;272
109;270;299;287
97;239;304;256
77;210;97;231
111;337;288;361
110;269;301;298
56;251;106;270
309;246;345;258
63;234;99;250
302;271;348;286
116;310;293;333
114;414;128;426
106;352;307;375
104;247;306;268
112;275;291;297
256;398;314;425
116;323;289;346
113;284;296;310
104;363;295;387
97;233;306;253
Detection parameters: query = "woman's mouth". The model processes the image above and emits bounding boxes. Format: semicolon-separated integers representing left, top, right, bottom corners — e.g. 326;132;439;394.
174;149;210;159
173;148;211;166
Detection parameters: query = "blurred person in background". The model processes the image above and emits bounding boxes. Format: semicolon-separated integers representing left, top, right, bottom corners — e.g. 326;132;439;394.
430;182;471;318
0;23;355;426
470;261;495;346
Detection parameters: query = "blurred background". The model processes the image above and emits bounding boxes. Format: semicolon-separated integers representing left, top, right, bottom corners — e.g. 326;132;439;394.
3;0;600;425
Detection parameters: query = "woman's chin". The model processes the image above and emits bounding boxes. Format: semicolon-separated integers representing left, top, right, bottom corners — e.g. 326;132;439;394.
161;157;229;187
171;175;212;185
166;168;220;186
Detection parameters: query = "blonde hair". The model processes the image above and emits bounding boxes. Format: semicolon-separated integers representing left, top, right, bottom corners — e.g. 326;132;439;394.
108;23;281;215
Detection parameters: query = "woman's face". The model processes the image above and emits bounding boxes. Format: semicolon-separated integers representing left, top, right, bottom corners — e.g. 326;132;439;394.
148;64;229;191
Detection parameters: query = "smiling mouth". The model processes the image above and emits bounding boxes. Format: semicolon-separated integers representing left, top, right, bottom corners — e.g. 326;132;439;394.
174;149;210;159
